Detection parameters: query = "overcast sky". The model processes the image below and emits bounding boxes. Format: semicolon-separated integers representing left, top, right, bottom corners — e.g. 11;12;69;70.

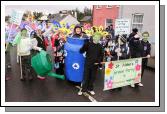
5;5;93;16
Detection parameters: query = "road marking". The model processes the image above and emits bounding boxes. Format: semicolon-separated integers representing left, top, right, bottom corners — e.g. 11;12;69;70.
75;86;98;102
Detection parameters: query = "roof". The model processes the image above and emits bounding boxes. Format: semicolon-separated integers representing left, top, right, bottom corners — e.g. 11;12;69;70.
39;15;48;20
49;14;68;22
80;16;92;22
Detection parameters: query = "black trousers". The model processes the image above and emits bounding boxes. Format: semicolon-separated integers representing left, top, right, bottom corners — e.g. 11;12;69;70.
81;64;98;92
141;58;148;78
55;63;64;75
21;55;34;78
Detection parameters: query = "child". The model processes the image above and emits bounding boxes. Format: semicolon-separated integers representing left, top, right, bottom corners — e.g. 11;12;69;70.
31;29;47;80
104;40;115;62
78;32;104;95
111;35;129;90
112;35;129;61
54;30;66;75
129;31;144;87
12;28;41;81
140;31;151;87
71;25;88;38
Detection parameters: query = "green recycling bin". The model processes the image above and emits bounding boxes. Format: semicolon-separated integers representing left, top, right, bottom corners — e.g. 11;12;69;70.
31;50;65;80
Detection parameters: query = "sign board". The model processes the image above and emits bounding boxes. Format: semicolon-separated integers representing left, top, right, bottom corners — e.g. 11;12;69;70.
11;10;24;25
115;19;131;35
104;58;142;91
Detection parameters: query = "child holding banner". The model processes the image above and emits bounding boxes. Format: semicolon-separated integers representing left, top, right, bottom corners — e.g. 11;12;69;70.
78;32;103;95
140;32;151;86
112;34;129;61
110;35;129;90
129;31;144;87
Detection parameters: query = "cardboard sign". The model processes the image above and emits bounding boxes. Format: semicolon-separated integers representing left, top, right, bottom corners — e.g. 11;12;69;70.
115;19;131;35
104;58;142;90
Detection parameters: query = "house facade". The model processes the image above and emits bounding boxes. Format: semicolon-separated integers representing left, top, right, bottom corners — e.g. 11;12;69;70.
93;5;155;42
118;5;155;42
92;5;119;28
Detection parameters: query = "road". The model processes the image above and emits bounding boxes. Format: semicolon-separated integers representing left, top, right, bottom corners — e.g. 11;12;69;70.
5;44;155;102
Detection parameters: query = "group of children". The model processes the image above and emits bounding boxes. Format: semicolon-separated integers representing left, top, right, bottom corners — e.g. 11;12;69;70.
6;23;151;96
78;28;151;95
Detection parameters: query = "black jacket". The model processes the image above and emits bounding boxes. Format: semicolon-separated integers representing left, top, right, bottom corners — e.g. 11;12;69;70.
141;40;151;57
80;42;103;66
127;32;136;42
129;37;143;58
34;34;46;51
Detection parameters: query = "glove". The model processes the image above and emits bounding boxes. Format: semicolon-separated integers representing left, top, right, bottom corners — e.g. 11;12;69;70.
146;54;151;58
35;47;42;51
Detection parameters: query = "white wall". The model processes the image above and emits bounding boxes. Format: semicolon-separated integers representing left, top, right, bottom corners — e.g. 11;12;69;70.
120;5;155;43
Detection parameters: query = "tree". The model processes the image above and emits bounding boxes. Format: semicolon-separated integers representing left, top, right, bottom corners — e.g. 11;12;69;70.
84;7;92;16
5;15;11;23
33;12;43;20
75;8;84;21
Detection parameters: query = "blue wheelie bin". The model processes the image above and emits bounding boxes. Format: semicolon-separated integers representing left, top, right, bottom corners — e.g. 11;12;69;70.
64;37;86;82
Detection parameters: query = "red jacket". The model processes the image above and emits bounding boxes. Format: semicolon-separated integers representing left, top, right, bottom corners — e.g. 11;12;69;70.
51;34;59;49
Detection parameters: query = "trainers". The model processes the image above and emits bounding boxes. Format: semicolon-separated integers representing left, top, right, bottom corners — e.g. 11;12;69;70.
138;83;143;87
37;75;46;80
20;77;26;81
78;91;82;96
130;84;135;88
89;91;95;95
7;65;11;69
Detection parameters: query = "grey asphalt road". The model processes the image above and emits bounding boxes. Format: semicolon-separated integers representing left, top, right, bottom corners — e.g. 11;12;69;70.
5;44;155;102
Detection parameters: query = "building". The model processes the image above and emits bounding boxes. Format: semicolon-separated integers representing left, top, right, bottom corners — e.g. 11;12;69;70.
119;5;155;58
48;10;79;26
119;5;155;42
80;16;92;26
92;5;119;28
93;5;155;42
92;5;155;67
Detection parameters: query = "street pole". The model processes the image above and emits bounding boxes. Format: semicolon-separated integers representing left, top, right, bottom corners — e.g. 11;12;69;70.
117;35;121;60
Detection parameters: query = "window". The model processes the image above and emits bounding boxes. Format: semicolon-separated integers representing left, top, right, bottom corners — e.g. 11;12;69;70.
105;19;113;28
132;13;144;32
96;5;102;9
106;5;112;8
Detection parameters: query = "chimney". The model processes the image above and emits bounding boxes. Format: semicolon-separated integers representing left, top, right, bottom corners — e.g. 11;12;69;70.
74;11;77;18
